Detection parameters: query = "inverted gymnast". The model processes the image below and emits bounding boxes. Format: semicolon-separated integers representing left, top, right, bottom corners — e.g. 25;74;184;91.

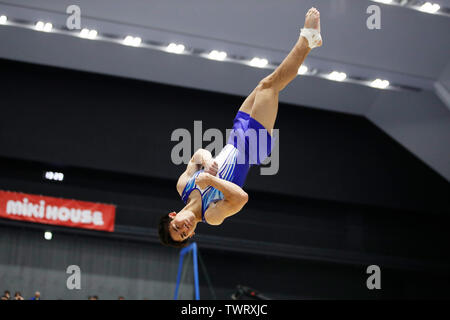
159;7;322;248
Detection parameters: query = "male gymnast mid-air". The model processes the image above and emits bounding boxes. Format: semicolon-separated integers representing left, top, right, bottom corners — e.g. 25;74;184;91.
159;7;323;248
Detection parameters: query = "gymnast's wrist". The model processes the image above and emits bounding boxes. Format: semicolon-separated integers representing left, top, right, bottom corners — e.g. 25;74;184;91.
201;151;213;166
206;173;218;184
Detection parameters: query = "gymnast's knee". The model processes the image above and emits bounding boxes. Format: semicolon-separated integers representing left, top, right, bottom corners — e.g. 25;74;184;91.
257;73;280;92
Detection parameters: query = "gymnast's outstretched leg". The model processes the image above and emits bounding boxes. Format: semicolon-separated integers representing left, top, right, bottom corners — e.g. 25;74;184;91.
243;7;322;133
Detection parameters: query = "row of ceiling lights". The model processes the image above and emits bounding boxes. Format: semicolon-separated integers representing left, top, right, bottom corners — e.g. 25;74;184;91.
373;0;443;14
0;14;397;91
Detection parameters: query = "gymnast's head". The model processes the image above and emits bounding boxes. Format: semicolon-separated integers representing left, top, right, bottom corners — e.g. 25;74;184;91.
158;210;197;248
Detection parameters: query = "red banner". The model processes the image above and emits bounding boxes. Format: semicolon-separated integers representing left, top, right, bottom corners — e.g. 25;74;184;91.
0;190;116;232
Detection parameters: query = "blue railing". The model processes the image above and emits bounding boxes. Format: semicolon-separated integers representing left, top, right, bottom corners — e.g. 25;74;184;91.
174;242;200;300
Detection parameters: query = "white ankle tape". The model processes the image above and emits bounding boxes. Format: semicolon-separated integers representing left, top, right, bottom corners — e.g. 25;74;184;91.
300;28;322;49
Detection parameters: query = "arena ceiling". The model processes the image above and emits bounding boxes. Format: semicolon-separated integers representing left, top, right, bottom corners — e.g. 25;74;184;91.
0;0;449;180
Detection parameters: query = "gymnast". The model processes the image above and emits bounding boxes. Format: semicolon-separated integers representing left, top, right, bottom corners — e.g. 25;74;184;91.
159;7;322;248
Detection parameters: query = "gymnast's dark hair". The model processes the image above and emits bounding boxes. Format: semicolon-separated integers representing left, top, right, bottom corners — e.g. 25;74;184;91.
158;214;189;249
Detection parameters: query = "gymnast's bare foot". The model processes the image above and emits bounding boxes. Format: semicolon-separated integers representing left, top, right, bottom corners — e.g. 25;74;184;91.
303;7;322;47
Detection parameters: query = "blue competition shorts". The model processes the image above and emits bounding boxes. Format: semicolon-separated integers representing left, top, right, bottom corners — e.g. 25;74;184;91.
227;111;274;167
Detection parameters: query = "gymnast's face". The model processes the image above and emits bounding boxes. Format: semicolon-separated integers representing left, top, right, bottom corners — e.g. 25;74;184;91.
168;211;196;242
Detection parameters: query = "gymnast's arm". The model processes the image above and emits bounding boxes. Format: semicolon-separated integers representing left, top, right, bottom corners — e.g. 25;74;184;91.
196;172;249;225
176;149;216;195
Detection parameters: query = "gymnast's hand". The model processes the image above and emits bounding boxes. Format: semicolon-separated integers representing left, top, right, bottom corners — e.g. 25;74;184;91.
196;172;213;189
204;159;219;176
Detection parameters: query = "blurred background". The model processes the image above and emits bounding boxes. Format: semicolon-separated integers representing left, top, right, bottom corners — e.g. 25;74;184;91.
0;0;449;299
